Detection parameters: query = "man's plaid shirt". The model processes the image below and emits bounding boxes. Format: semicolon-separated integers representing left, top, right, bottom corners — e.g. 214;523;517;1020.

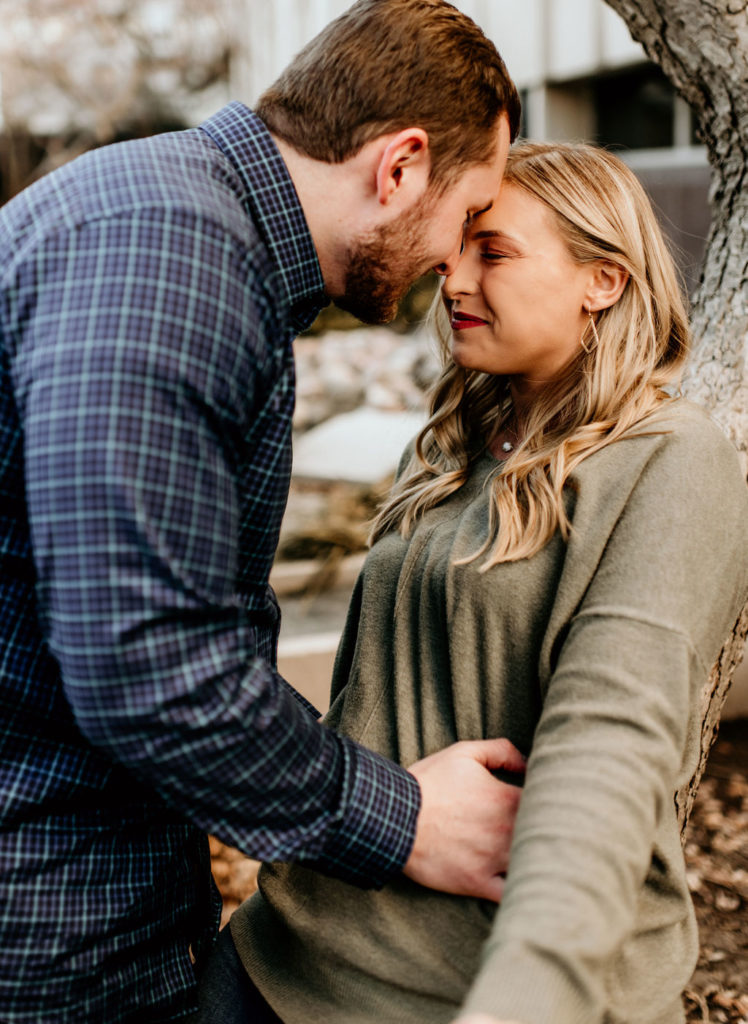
0;103;420;1022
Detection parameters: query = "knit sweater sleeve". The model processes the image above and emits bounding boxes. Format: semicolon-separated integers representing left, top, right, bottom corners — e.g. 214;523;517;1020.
460;416;748;1024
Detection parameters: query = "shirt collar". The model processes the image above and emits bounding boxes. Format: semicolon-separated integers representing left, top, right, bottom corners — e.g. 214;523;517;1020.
199;102;327;334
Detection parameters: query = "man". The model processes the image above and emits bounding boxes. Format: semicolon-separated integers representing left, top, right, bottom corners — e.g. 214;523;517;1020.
0;1;521;1020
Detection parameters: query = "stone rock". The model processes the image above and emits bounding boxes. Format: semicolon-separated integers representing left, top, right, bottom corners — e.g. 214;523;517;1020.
292;407;425;485
293;326;439;432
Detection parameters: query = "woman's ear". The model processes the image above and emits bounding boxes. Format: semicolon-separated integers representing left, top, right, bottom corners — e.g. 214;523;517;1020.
374;128;431;207
584;260;629;313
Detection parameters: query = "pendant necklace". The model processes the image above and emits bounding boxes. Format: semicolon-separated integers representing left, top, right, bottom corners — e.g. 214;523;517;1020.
498;419;520;453
493;405;522;458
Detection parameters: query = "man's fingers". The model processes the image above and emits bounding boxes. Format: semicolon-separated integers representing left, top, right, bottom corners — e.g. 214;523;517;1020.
466;738;527;775
403;739;524;897
471;873;506;904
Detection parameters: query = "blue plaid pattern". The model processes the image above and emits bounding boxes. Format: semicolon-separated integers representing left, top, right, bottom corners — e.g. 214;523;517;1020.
0;103;420;1022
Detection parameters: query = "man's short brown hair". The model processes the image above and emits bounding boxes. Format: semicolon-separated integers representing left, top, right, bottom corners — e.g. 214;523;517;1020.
256;0;521;189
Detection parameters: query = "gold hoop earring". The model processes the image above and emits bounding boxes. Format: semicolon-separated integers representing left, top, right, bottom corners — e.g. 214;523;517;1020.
581;308;600;354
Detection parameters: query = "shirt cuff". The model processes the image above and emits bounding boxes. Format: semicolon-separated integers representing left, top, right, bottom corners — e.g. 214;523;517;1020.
307;737;421;889
283;680;322;719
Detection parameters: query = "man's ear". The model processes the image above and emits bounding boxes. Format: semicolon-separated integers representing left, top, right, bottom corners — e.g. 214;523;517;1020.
374;128;431;206
584;259;629;313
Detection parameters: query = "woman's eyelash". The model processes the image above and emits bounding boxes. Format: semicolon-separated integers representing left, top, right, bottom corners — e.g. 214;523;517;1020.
482;251;508;261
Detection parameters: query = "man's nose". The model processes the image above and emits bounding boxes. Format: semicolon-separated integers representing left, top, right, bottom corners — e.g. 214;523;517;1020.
432;237;463;278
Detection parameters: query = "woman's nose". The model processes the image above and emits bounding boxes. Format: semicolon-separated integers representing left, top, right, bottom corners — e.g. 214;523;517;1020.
440;253;474;300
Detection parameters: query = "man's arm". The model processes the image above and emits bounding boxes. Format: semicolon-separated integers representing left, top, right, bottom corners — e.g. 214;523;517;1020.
17;208;523;893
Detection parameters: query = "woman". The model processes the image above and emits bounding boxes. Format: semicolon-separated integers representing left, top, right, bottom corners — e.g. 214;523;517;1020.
208;143;748;1024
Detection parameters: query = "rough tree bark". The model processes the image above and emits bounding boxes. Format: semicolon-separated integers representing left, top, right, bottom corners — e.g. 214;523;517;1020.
603;0;748;831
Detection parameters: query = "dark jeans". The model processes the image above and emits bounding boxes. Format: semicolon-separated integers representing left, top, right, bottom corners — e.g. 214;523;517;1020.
191;925;284;1024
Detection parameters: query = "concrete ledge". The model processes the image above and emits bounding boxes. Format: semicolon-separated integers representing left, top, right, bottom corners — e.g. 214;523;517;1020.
274;554;748;722
270;553;366;597
278;630;748;723
278;632;339;714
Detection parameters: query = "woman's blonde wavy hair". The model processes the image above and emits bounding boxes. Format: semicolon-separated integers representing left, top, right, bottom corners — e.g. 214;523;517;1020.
370;141;691;566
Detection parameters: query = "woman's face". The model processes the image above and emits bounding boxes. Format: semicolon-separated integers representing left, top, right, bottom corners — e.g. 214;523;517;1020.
442;183;595;389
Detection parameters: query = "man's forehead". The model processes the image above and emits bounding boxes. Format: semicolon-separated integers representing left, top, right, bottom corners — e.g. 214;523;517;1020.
429;114;511;208
467;115;511;189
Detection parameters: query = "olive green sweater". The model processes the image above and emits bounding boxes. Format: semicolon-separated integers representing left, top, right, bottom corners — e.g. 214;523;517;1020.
231;401;748;1024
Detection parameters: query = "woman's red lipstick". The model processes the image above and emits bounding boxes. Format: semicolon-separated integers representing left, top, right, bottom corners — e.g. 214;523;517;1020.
451;311;488;330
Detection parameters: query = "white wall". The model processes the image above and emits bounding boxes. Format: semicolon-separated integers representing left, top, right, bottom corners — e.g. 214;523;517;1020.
454;0;644;85
231;0;645;108
231;0;351;103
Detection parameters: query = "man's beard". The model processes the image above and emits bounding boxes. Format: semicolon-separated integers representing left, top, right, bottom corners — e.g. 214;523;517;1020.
335;197;434;324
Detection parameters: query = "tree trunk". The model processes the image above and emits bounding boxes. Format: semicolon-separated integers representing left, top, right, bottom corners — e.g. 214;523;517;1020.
603;0;748;834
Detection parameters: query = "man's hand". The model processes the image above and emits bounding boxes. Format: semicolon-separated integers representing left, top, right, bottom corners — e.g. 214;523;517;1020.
402;738;525;902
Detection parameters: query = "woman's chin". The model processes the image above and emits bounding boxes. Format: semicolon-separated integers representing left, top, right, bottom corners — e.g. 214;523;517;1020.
450;342;477;369
451;347;497;376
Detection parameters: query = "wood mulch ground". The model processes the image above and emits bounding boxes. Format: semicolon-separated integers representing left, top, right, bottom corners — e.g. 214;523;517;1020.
211;718;748;1022
682;720;748;1023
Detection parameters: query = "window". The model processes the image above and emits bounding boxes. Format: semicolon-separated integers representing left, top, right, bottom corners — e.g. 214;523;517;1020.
593;65;676;150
